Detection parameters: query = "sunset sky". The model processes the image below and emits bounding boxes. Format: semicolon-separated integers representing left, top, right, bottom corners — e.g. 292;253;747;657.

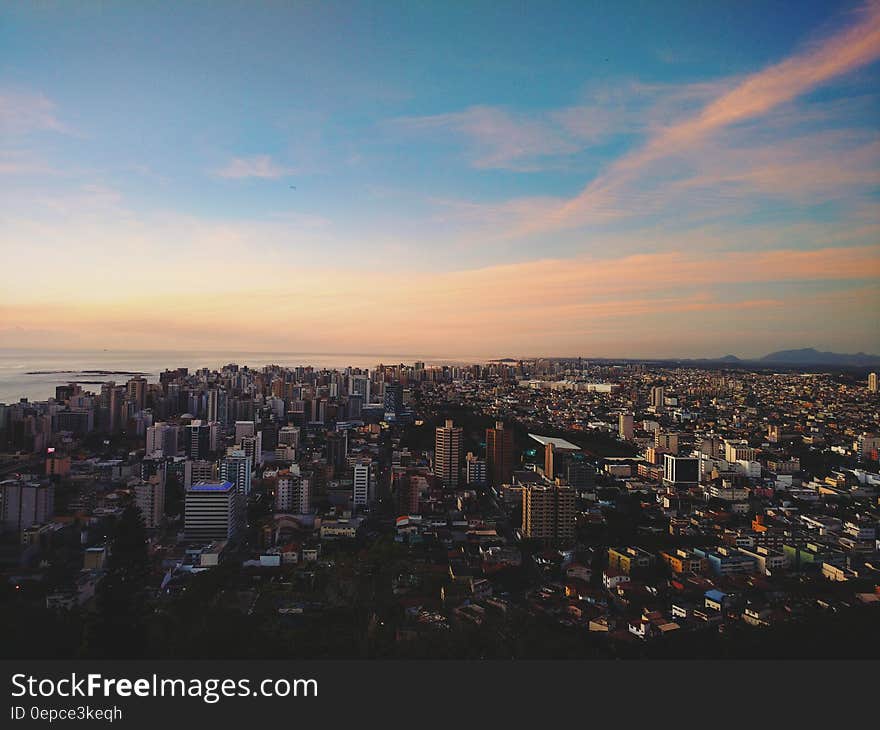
1;1;879;359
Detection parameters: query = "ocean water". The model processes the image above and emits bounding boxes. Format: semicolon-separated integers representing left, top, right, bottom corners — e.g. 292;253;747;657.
0;348;477;404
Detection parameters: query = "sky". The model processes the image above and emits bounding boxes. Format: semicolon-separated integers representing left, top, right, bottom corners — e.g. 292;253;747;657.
1;0;878;360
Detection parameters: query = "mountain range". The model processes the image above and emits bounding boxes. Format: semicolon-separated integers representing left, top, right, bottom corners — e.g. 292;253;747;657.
688;348;880;366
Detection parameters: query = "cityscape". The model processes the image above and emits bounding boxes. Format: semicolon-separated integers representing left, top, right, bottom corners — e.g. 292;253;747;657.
0;355;878;658
2;0;880;671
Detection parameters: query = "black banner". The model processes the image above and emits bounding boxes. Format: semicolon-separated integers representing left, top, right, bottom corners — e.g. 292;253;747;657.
2;660;877;727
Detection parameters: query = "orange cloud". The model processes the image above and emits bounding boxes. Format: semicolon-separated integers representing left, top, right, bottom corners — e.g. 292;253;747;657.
3;245;877;357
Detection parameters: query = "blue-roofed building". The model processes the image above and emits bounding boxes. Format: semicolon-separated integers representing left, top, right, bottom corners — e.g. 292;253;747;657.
693;547;758;577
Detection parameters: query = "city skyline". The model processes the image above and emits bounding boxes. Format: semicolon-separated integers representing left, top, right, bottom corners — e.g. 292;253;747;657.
2;1;879;357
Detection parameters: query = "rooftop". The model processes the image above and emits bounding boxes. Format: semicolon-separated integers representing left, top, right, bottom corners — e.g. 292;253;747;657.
528;434;582;451
188;480;234;493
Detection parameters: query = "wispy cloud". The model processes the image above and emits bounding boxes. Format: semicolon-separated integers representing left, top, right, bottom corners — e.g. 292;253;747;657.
524;0;880;234
0;89;70;136
213;154;295;179
392;105;582;170
390;79;727;172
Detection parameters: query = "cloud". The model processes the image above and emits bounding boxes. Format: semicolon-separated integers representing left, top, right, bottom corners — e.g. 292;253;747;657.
0;89;70;136
390;78;730;172
3;240;877;357
525;0;880;234
392;105;582;170
213;154;294;179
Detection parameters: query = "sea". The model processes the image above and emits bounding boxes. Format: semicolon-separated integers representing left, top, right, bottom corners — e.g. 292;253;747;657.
0;348;481;404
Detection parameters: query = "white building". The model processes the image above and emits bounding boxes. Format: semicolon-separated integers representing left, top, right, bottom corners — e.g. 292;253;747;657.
353;462;371;508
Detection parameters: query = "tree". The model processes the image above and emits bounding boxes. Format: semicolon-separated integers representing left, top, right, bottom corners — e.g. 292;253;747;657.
82;506;151;658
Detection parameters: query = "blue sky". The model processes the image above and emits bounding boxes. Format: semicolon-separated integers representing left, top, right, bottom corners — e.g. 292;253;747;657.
1;1;878;358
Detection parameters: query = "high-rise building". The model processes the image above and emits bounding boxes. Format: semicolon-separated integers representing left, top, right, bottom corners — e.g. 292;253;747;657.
856;433;880;463
353;462;371;508
618;413;634;440
348;375;371;403
486;421;515;487
522;484;575;545
240;431;263;466
184;421;215;460
134;476;165;529
326;431;348;474
275;472;310;514
220;450;252;497
650;386;665;411
544;442;556;480
434;419;462;487
724;439;756;462
278;426;300;449
309;397;327;424
146;422;178;457
206;388;228;425
184;481;243;541
383;383;403;418
662;454;700;489
465;452;487;485
0;479;54;534
346;394;363;420
191;457;216;482
235;420;256;444
126;376;147;412
566;461;595;490
869;372;879;393
108;384;127;433
654;431;679;455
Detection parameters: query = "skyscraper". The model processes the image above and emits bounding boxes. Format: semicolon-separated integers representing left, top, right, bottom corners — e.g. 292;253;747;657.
869;372;878;393
486;421;515;487
434;419;462;487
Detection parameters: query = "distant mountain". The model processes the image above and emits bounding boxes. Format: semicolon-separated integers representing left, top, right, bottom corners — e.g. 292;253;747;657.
758;348;880;366
673;354;742;363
